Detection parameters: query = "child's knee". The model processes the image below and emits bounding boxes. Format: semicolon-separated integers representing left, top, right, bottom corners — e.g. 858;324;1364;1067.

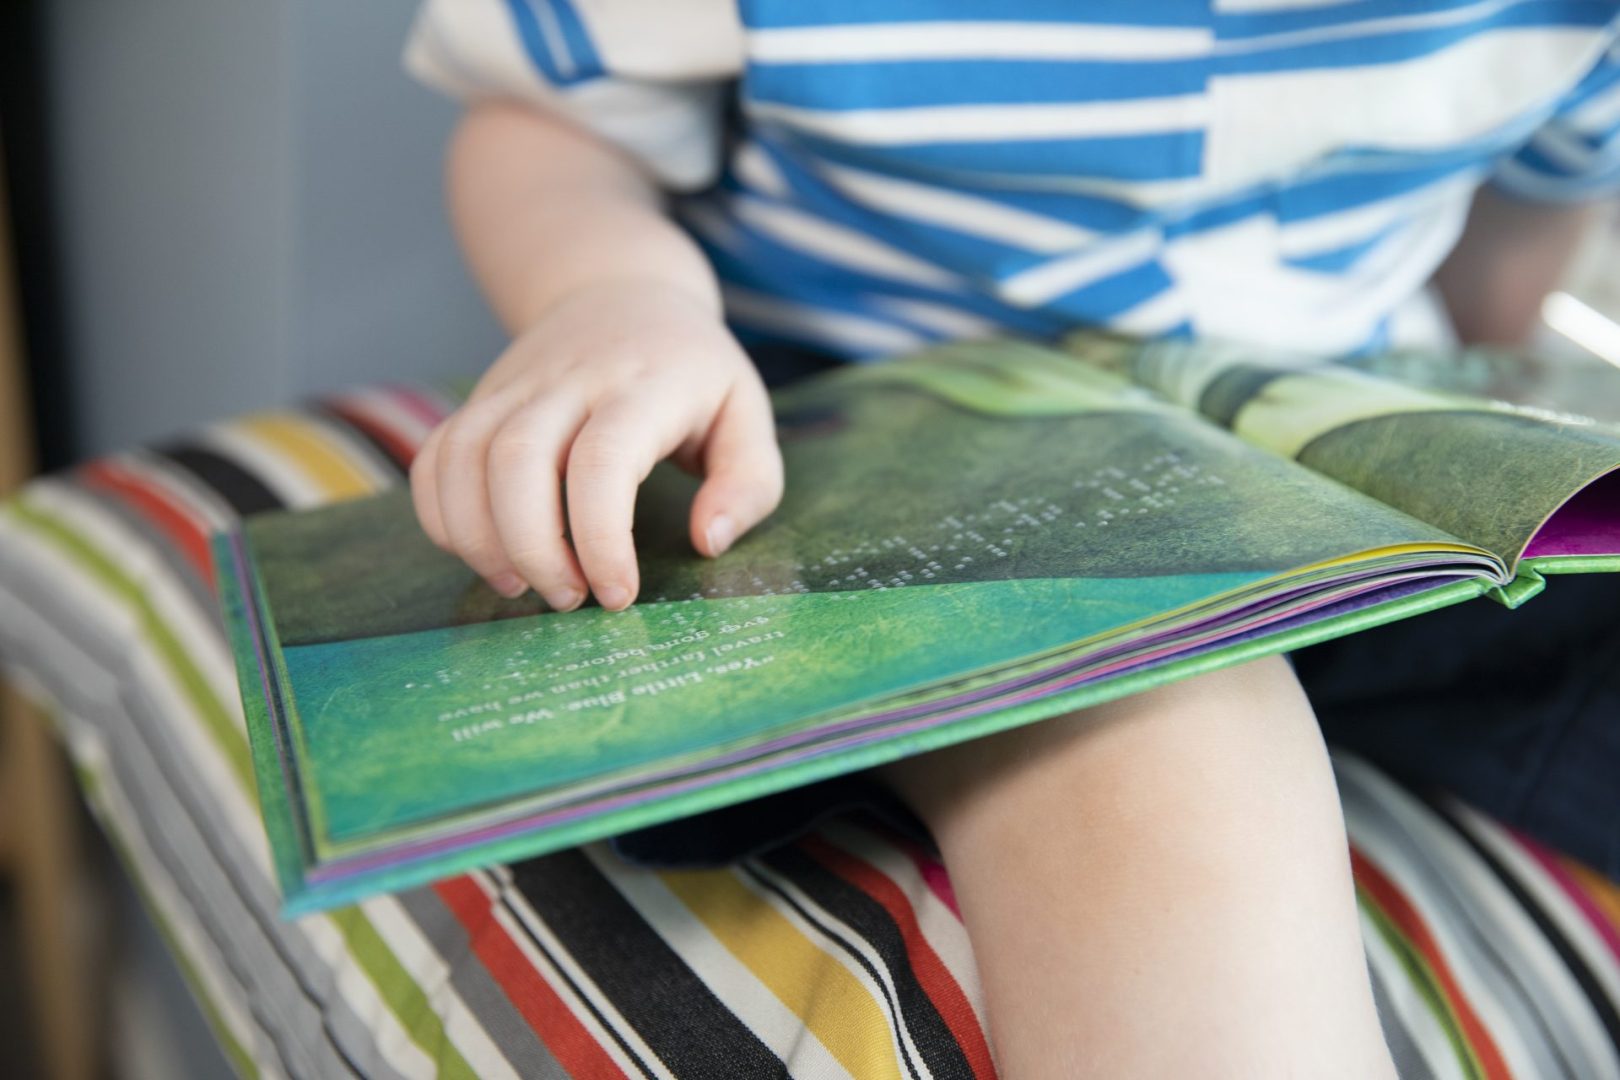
881;655;1331;848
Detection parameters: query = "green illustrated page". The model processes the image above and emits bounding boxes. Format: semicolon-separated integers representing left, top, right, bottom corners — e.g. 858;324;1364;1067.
227;341;1497;899
1067;334;1620;566
1346;345;1620;424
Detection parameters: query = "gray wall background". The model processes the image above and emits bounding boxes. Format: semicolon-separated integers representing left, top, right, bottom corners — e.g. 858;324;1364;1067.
44;0;503;457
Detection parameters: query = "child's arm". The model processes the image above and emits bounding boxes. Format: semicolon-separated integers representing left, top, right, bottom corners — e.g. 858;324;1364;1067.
411;102;782;612
1434;185;1596;347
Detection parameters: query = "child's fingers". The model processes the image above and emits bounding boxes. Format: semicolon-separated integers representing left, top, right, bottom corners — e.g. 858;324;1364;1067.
564;396;688;610
487;400;590;611
434;398;529;597
690;385;784;558
409;425;451;550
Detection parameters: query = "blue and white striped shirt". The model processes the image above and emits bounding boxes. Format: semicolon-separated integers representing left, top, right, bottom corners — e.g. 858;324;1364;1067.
407;0;1620;358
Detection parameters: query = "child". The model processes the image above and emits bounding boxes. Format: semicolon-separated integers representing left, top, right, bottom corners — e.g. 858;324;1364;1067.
403;3;1620;1074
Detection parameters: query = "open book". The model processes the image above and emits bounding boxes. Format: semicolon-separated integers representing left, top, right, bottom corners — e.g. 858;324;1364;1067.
218;336;1620;914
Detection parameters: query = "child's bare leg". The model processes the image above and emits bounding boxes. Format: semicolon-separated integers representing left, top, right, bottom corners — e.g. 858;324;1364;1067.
882;656;1394;1079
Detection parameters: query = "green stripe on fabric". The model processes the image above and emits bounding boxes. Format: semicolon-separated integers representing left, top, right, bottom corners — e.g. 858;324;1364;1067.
76;767;262;1079
328;906;479;1079
4;496;477;1073
5;496;255;786
1358;889;1484;1080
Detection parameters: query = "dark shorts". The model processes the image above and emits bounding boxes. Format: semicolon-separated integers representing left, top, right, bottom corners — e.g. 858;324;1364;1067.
1301;569;1620;879
615;345;1620;876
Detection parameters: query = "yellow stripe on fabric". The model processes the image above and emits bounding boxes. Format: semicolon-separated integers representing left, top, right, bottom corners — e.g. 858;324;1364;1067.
2;496;473;1074
234;413;379;499
1560;860;1620;939
660;867;905;1080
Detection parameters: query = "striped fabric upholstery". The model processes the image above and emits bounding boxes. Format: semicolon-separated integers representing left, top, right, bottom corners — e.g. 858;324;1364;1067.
2;384;1619;1078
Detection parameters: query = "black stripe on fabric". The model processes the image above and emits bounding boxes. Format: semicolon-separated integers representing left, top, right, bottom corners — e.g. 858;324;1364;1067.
507;850;792;1080
311;402;414;475
485;866;661;1080
758;845;976;1080
740;860;927;1080
1427;797;1620;1052
154;442;284;517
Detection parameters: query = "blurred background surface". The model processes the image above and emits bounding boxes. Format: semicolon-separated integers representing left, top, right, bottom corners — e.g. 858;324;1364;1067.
11;0;502;468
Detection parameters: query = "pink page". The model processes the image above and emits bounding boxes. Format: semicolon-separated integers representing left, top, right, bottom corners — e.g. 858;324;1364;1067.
1523;469;1620;558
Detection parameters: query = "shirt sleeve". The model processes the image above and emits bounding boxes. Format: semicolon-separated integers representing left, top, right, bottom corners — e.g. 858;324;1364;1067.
404;0;743;191
1493;41;1620;203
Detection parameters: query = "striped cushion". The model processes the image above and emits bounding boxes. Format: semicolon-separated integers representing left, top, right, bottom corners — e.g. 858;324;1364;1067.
2;383;1619;1078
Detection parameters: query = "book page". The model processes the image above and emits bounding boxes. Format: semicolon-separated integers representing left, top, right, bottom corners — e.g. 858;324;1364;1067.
1067;334;1620;564
238;341;1482;849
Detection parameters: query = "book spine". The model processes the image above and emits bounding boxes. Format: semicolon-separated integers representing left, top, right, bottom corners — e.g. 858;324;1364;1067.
1489;567;1546;609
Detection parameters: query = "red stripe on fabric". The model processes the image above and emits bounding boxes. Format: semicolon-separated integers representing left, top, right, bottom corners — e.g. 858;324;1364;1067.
78;460;215;583
913;855;959;920
389;385;457;430
1351;847;1511;1080
324;399;420;470
434;876;628;1079
883;831;960;920
1513;829;1620;967
801;836;998;1078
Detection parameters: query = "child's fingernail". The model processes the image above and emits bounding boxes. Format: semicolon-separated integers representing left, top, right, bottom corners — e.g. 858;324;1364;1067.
552;588;584;612
706;515;735;557
596;584;631;611
488;573;527;599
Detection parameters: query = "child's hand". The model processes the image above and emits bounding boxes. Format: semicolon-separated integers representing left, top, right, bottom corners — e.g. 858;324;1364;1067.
410;280;783;612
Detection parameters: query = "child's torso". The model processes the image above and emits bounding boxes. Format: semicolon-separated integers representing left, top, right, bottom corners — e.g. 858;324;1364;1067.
589;1;1620;355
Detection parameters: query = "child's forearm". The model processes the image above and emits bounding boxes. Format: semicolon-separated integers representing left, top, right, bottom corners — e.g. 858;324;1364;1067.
1434;185;1596;347
448;101;723;333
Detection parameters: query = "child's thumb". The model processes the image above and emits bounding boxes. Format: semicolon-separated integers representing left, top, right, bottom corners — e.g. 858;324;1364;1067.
690;389;784;558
